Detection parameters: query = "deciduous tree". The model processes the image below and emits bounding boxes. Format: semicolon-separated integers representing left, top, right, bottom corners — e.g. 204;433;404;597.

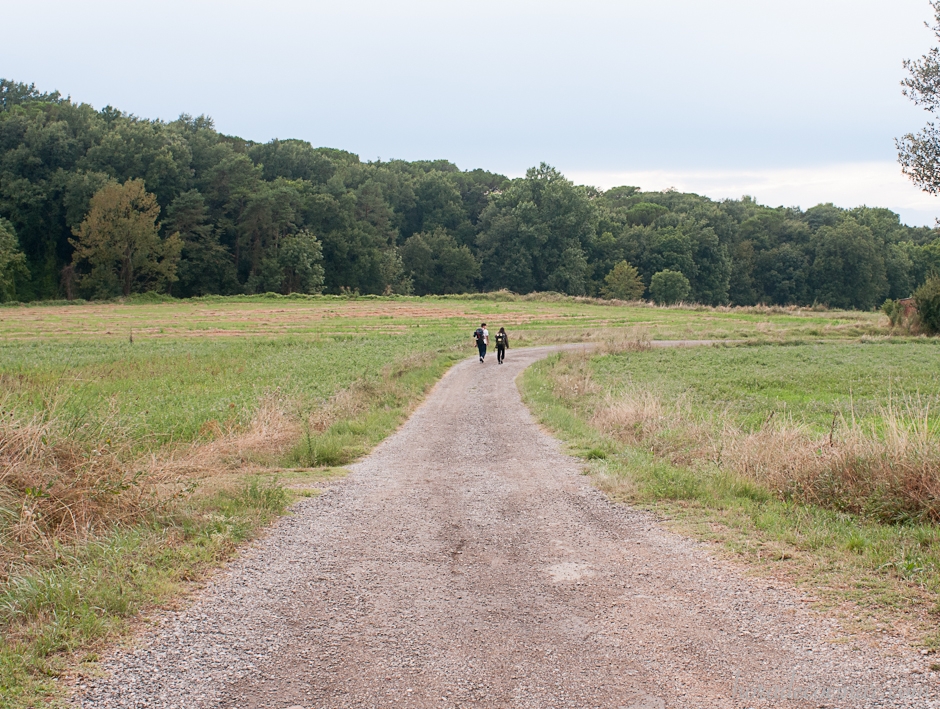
600;260;644;300
914;275;940;333
0;217;28;301
401;228;479;295
70;179;181;298
649;269;690;305
477;164;596;295
898;1;940;193
811;219;887;310
279;230;325;294
165;189;237;296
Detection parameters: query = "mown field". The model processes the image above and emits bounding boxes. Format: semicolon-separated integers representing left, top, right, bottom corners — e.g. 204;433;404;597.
589;342;940;434
520;338;940;650
0;294;901;706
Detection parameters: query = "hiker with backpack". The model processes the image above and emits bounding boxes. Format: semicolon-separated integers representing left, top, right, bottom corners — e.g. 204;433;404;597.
495;327;509;364
473;323;488;362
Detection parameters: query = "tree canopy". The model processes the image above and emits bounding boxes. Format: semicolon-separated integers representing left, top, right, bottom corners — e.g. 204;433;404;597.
1;77;938;307
600;260;644;300
70;179;181;298
0;217;27;301
898;1;940;194
649;269;691;305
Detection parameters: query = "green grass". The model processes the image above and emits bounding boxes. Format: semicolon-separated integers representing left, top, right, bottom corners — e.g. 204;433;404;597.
590;340;940;433
282;351;461;468
519;345;940;647
0;335;459;452
0;474;295;707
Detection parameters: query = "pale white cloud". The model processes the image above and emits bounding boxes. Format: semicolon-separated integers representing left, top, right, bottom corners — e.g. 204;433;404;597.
0;0;933;171
564;162;940;227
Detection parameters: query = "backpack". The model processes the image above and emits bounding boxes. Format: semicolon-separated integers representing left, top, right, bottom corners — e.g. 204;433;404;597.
474;328;484;343
495;332;505;347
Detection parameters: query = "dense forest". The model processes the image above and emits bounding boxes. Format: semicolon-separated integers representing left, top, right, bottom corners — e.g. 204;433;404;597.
2;79;939;308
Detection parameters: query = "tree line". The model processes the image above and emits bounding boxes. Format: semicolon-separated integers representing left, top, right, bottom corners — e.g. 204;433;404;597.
2;78;939;308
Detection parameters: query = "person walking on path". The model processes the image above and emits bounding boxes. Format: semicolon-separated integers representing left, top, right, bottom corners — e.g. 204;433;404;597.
495;327;509;364
473;323;489;362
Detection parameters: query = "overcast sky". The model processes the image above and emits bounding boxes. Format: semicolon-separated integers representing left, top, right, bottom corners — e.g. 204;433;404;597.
3;0;939;224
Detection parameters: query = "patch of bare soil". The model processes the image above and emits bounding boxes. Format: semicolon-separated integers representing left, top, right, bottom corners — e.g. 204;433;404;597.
77;345;936;708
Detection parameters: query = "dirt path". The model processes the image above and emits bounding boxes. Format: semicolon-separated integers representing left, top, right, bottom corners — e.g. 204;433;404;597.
79;345;936;709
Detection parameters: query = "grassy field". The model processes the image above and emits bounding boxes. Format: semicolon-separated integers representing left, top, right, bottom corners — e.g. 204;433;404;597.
0;292;888;343
0;294;902;706
589;341;940;432
520;339;940;648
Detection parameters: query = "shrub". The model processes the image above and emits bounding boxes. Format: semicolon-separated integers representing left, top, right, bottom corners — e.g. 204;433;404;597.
600;260;645;300
649;269;691;305
882;299;903;327
914;276;940;334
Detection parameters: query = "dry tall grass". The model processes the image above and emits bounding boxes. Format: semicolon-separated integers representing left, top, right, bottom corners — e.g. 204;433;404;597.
592;386;940;523
720;402;940;521
547;352;600;401
0;350;445;582
0;396;301;582
152;396;300;478
596;327;653;354
0;417;146;566
304;351;437;433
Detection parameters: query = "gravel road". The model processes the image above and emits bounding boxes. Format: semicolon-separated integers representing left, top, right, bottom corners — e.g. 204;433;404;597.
77;344;938;709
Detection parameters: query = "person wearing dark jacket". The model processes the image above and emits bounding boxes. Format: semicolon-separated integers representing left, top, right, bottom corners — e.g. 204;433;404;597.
473;323;488;362
495;327;508;364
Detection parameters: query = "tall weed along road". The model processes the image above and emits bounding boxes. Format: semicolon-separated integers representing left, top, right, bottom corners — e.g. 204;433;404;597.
79;345;935;709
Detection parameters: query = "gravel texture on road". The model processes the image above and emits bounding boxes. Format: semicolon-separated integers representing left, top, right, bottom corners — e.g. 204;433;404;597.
77;344;938;709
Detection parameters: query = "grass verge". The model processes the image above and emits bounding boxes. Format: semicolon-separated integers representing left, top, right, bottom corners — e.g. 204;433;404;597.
1;475;291;707
519;344;940;648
